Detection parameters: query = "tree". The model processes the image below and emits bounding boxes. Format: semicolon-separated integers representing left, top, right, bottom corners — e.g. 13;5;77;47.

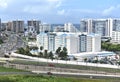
55;47;61;55
62;47;68;59
17;48;25;54
84;58;87;62
44;50;48;58
30;46;38;50
25;45;30;51
16;46;32;56
25;45;30;55
73;57;77;60
49;51;54;60
39;46;44;58
40;46;44;51
0;39;3;44
58;47;68;60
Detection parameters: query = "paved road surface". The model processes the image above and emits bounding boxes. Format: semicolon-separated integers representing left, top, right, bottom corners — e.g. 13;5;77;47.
32;71;120;78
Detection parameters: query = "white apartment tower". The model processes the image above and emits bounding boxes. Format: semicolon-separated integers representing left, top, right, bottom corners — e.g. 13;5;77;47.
64;23;79;33
80;18;115;37
79;34;101;52
39;24;51;33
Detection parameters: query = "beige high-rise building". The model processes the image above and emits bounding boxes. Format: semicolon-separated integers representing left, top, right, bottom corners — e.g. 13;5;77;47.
28;20;41;33
12;20;24;33
6;22;13;31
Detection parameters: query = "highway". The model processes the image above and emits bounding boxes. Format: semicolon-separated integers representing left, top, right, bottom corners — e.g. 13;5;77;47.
32;71;120;78
1;61;120;77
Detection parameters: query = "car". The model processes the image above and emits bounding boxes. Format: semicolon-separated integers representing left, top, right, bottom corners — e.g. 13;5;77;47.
48;63;55;67
47;72;52;75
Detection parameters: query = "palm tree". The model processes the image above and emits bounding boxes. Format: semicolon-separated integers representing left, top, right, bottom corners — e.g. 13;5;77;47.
58;47;68;60
49;51;54;61
40;46;43;51
55;47;61;56
39;46;44;57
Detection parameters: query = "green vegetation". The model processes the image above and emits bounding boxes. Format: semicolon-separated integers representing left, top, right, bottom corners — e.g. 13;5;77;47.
16;45;69;61
38;46;54;60
16;46;32;56
56;47;68;60
0;66;26;72
0;39;3;44
0;75;119;82
101;41;120;51
28;37;36;41
29;46;38;50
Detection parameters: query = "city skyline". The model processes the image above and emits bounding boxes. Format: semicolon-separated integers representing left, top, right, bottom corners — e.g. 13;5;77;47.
0;0;120;23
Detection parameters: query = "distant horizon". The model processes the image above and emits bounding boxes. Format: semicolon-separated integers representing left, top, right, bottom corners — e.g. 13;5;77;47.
2;17;120;24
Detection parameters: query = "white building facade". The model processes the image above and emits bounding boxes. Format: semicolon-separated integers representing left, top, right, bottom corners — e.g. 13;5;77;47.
80;18;120;37
64;23;79;33
111;31;120;43
37;32;101;54
39;24;51;33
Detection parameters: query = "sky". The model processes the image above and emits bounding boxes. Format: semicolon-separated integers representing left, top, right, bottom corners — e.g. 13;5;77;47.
0;0;120;23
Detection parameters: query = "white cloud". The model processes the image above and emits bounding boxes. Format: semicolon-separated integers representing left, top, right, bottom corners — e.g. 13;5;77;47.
56;1;62;8
102;5;120;16
102;6;115;15
0;0;9;8
57;9;65;15
23;0;63;14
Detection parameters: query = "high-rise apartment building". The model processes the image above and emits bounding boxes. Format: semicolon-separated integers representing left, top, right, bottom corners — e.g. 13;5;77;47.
79;34;101;52
111;31;120;43
79;34;87;52
80;18;115;37
54;26;64;32
12;20;24;33
28;20;41;33
6;22;13;31
64;23;79;33
39;24;51;33
113;19;120;31
1;22;7;31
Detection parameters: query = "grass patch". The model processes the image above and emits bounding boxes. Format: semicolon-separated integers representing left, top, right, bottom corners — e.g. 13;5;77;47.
0;66;26;72
0;75;119;82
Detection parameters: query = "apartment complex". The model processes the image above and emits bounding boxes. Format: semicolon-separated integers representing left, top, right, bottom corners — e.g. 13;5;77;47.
39;23;51;33
64;23;79;33
12;20;24;33
80;18;120;37
27;20;41;33
37;32;101;54
112;31;120;43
